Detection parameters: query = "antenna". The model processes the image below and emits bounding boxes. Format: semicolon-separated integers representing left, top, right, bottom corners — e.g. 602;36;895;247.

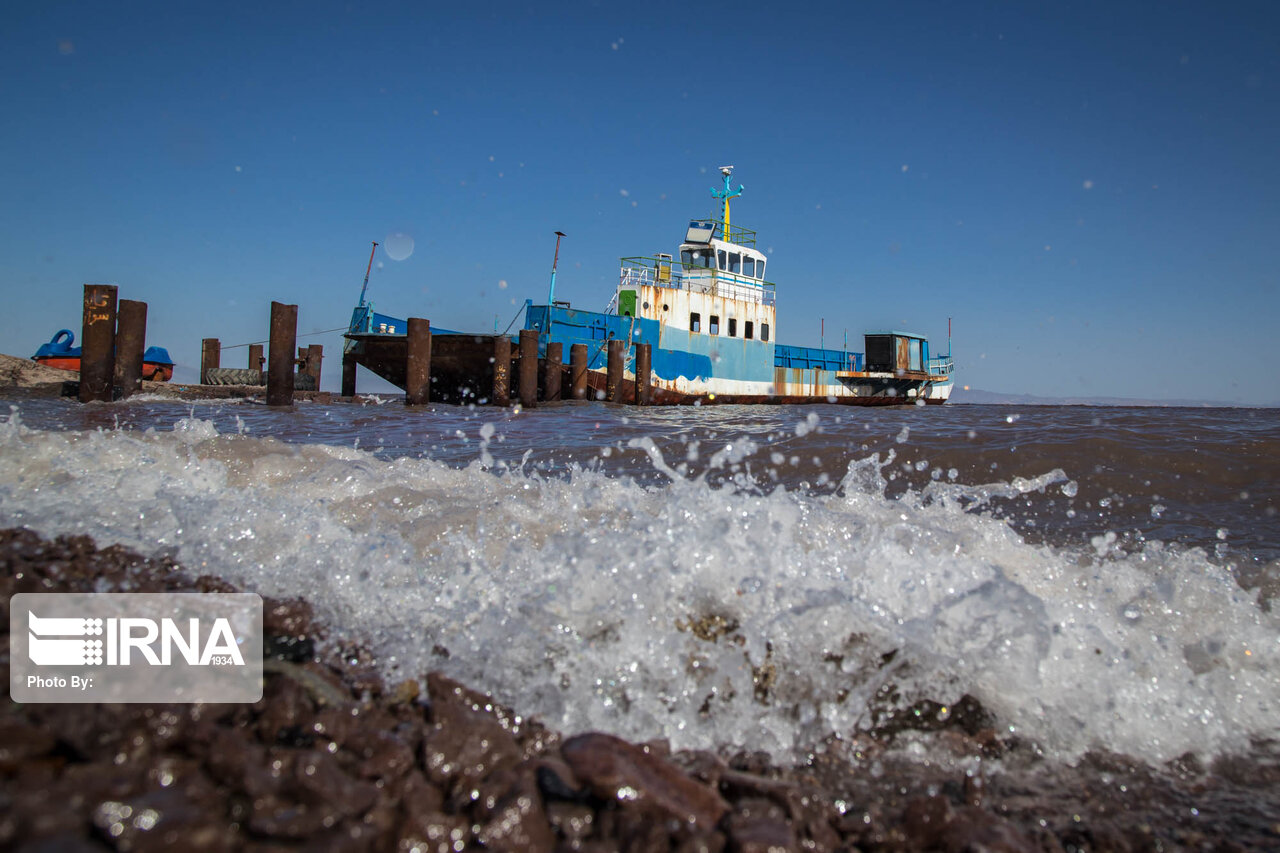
710;166;744;239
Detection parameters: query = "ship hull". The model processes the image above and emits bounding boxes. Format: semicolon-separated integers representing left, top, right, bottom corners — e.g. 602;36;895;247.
346;330;949;406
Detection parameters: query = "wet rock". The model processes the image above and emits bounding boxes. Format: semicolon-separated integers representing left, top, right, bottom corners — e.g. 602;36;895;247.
422;673;523;797
475;762;556;852
901;795;1036;853
292;747;380;819
546;801;596;843
561;732;729;831
398;810;473;853
350;726;417;782
724;798;794;853
0;719;58;770
535;756;586;801
6;528;1280;852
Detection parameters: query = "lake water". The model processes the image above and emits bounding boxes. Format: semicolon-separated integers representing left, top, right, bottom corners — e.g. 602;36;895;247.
2;395;1277;770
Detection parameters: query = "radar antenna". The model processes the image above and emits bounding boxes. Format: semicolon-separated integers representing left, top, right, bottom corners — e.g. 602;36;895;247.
710;166;744;240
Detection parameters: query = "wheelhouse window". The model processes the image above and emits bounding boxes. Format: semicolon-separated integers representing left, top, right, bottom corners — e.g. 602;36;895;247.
709;315;720;335
717;249;727;271
761;322;770;341
756;259;766;280
690;312;701;332
728;318;737;337
745;321;754;339
681;249;714;268
728;253;741;274
743;256;755;277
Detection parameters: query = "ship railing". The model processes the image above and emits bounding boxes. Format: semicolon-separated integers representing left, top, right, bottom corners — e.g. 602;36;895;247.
926;355;954;377
619;257;776;306
713;219;757;247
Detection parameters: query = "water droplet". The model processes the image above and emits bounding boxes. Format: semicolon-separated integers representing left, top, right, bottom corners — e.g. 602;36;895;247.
384;232;415;261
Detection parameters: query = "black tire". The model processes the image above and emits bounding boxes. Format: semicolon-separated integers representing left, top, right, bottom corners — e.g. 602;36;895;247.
204;368;264;386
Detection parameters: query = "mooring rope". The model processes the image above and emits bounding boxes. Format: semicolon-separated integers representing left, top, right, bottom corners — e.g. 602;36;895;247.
220;325;349;350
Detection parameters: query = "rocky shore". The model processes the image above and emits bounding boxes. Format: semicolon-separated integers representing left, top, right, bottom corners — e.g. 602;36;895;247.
0;353;343;403
2;526;1278;851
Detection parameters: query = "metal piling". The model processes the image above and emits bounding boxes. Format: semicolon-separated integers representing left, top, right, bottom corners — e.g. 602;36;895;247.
200;338;221;385
267;302;298;407
518;329;538;408
113;299;147;399
341;352;357;397
306;344;324;388
79;284;117;403
544;342;562;402
606;339;624;402
570;343;588;400
635;342;651;406
492;336;511;406
406;318;431;405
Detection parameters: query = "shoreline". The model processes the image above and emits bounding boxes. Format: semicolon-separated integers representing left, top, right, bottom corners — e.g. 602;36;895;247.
0;352;366;404
4;527;1278;849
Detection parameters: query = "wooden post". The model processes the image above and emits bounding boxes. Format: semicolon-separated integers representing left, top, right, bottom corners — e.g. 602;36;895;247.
492;336;511;406
248;343;264;372
200;338;221;385
406;318;431;405
636;343;652;406
267;302;298;407
543;342;563;402
79;284;118;403
113;299;147;398
342;352;357;397
570;343;588;400
518;329;538;408
606;339;624;402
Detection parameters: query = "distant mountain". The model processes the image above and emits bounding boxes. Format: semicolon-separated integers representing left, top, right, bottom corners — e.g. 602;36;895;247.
950;387;1275;408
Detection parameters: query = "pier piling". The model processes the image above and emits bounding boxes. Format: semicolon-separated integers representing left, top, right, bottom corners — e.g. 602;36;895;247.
492;336;511;406
636;343;652;406
79;284;118;403
306;344;324;389
248;343;264;373
406;318;432;405
518;329;538;408
570;343;588;400
341;353;356;397
113;299;147;399
544;342;563;402
606;339;624;402
267;301;298;407
200;338;221;385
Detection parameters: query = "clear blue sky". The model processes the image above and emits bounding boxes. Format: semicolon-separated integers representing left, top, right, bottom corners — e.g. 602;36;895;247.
3;1;1277;402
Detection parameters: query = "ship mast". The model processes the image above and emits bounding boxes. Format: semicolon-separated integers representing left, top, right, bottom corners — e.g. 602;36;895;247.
711;165;744;240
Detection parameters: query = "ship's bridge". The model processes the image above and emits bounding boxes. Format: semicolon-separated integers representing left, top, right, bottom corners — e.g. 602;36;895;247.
615;217;776;319
678;219;769;288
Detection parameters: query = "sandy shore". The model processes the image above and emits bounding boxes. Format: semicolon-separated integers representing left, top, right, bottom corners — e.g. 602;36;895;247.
3;527;1278;850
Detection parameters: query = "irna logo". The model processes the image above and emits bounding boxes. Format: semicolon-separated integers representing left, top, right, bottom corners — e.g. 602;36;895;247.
11;592;263;704
27;611;245;667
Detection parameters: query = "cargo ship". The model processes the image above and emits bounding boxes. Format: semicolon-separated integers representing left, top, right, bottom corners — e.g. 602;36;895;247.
343;169;953;405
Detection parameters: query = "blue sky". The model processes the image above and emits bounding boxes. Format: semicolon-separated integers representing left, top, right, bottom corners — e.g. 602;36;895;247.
3;1;1277;402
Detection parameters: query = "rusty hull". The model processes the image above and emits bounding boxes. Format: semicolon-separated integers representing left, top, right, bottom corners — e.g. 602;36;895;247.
348;332;944;406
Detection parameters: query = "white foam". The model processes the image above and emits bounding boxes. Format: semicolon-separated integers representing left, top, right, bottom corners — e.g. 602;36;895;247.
1;411;1276;764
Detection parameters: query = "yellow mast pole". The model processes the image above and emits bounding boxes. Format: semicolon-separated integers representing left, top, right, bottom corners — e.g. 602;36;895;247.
712;165;743;241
